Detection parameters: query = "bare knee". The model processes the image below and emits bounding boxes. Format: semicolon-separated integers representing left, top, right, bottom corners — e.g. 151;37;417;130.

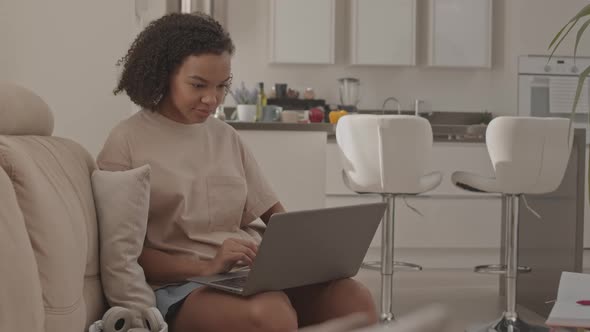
247;291;298;332
353;282;378;323
332;279;378;324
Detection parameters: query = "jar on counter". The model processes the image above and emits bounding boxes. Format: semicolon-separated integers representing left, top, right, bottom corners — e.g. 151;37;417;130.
303;87;315;100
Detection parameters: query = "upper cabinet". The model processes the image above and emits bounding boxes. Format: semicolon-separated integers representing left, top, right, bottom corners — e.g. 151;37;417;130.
268;0;492;68
351;0;416;66
269;0;335;64
428;0;492;68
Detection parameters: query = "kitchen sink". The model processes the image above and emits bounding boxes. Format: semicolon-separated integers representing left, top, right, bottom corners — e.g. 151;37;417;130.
357;110;491;142
424;112;490;142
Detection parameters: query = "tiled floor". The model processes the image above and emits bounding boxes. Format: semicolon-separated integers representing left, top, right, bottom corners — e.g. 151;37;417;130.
353;248;590;332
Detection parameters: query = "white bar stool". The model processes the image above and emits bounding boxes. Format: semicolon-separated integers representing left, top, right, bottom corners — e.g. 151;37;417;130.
336;114;442;322
451;116;572;332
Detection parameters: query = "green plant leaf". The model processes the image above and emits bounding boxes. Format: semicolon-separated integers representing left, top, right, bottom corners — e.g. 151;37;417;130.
574;18;590;59
571;4;590;21
549;20;579;61
571;64;590;115
550;3;590;208
549;20;575;51
567;64;590;142
548;4;590;60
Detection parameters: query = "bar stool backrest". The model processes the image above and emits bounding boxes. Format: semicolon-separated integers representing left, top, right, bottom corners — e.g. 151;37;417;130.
486;116;572;194
336;115;434;194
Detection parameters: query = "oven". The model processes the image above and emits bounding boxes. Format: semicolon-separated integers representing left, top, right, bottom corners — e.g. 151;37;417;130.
518;55;590;143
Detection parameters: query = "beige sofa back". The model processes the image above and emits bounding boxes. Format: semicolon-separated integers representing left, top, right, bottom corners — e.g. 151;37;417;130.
0;165;45;331
0;83;105;331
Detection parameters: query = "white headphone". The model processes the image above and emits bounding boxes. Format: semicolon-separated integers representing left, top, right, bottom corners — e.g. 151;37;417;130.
139;307;167;332
89;306;167;332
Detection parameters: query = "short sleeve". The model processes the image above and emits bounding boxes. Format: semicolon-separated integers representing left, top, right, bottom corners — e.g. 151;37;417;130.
238;136;279;225
96;126;132;172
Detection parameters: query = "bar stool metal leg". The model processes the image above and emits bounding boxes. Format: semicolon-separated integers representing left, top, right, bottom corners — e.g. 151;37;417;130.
467;195;548;332
362;197;422;272
380;194;395;322
368;194;422;322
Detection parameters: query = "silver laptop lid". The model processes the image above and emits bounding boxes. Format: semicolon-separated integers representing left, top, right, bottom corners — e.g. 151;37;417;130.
243;202;386;295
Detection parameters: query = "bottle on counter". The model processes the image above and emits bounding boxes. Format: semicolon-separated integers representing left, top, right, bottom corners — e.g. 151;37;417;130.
213;105;226;121
256;82;267;122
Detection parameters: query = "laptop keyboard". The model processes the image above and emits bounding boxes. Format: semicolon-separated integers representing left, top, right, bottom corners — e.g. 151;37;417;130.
211;276;248;289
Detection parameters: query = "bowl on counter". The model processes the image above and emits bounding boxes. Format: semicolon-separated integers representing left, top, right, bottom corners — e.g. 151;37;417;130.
466;124;487;137
281;110;299;123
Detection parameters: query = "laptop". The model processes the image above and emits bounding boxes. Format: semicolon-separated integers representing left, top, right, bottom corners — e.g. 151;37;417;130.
188;202;386;296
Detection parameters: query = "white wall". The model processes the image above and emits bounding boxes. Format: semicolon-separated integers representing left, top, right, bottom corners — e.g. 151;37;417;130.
0;0;139;156
226;0;590;115
2;0;589;155
1;0;588;248
518;0;590;57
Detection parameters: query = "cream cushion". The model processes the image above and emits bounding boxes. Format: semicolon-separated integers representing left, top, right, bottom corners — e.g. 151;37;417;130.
91;164;156;318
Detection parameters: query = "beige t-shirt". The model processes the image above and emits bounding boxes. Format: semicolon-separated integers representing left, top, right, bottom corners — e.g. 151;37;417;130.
97;109;278;263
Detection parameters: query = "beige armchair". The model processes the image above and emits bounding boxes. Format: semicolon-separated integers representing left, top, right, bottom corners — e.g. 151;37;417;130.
0;83;105;332
0;83;163;332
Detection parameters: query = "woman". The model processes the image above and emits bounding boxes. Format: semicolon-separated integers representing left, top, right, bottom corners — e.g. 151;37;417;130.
97;12;377;332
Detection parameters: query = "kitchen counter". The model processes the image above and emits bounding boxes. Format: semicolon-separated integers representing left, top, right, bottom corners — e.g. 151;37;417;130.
228;121;335;133
515;128;585;317
234;119;585;320
235;125;585;316
227;121;486;143
225;110;490;142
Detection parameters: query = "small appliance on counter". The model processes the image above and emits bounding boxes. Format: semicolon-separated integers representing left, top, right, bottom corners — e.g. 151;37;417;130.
337;77;360;112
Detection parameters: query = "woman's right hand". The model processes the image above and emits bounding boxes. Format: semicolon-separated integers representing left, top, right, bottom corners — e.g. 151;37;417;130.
204;238;258;276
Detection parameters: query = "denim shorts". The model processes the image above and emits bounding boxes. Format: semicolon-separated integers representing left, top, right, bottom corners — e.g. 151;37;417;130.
154;281;204;323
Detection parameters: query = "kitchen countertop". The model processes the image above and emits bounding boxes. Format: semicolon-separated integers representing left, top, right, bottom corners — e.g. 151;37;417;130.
227;120;487;143
228;121;335;133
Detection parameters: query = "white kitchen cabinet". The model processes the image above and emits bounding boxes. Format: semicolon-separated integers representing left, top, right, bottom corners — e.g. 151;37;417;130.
269;0;335;64
350;0;416;65
427;0;492;68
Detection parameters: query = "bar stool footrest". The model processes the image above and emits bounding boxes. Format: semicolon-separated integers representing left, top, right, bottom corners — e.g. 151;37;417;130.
474;264;532;274
362;260;422;271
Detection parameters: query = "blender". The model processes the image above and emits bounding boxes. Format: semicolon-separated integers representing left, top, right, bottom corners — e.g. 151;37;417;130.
338;77;360;112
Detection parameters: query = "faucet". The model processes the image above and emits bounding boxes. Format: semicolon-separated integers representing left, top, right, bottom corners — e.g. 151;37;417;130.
382;97;401;115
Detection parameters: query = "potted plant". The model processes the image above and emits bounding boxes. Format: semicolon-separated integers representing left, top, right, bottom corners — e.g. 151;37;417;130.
549;4;590;123
229;82;258;122
549;4;590;197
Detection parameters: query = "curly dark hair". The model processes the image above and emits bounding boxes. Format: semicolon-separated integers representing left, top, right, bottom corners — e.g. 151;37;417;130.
114;12;235;109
